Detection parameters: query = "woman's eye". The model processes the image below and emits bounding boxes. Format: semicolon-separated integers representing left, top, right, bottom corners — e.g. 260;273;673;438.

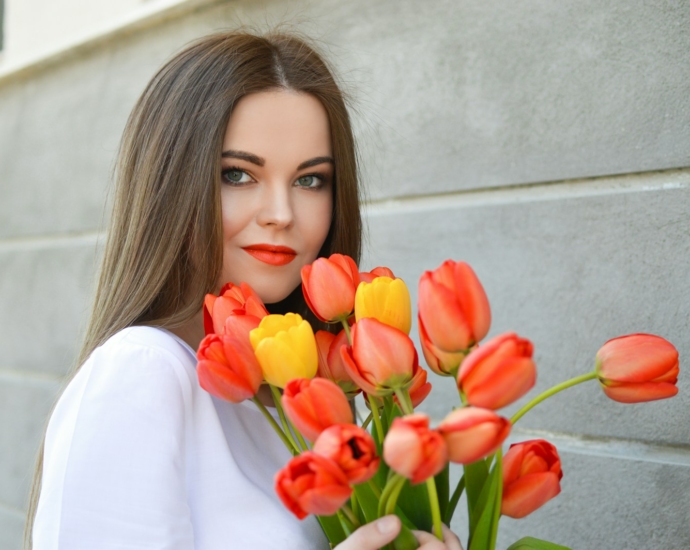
221;169;252;185
296;175;322;188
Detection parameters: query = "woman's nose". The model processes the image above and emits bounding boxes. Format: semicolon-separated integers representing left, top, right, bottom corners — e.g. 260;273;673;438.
256;183;294;229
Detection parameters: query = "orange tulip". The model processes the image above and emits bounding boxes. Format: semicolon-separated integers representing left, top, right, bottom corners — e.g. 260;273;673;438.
204;282;268;335
315;330;360;398
282;378;354;442
301;254;360;322
383;414;448;484
501;439;562;519
275;452;353;519
402;367;432;408
359;266;395;283
437;407;511;464
313;424;379;485
196;333;263;403
340;318;418;397
595;333;679;403
458;332;536;410
419;320;471;377
418;261;491;373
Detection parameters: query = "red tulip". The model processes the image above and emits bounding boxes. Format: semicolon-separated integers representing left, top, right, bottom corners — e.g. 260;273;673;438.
315;330;360;398
340;318;418;397
437;407;511;464
282;378;354;442
359;266;396;283
301;254;360;322
418;261;491;372
204;282;268;335
402;367;432;408
383;414;448;484
595;333;679;403
196;333;263;403
313;424;380;485
458;332;536;410
419;319;471;376
501;439;562;519
275;452;353;519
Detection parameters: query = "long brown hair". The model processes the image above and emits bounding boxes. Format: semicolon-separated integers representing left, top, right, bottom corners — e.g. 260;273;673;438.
24;31;362;548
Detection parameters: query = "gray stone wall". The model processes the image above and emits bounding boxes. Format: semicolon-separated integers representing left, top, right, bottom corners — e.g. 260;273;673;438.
1;0;688;548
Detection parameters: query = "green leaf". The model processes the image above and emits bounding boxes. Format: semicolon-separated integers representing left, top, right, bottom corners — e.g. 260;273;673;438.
316;513;346;546
397;478;433;532
464;458;489;530
435;463;450;522
506;536;572;550
467;463;500;550
353;483;380;523
392;523;421;550
444;475;465;525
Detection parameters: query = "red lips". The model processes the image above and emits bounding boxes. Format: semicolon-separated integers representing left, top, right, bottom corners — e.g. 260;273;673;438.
242;244;297;266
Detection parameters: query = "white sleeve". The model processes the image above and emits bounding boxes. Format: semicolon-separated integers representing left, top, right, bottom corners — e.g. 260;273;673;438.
34;337;196;550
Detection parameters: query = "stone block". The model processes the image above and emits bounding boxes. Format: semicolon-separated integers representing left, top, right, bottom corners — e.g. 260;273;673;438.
363;179;689;445
0;507;25;550
0;239;100;376
0;374;61;513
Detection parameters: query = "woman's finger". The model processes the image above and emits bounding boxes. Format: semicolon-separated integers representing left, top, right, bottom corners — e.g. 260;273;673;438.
412;524;464;550
333;515;401;550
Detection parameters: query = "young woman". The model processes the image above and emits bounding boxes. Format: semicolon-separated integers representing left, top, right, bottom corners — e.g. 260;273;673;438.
26;32;462;550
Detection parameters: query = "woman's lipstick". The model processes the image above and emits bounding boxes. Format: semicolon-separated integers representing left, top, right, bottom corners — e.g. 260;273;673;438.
242;244;297;266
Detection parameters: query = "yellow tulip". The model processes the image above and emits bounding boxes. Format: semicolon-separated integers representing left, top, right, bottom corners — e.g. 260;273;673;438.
249;313;318;388
354;276;412;334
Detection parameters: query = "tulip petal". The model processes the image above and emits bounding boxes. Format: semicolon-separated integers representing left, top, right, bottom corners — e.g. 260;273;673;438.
418;274;472;352
596;334;679;383
501;472;561;519
601;381;679;403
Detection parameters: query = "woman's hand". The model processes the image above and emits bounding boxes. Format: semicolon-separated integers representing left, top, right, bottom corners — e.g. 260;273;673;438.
333;515;463;550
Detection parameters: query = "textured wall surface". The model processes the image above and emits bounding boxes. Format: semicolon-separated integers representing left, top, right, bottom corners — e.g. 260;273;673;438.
1;0;688;548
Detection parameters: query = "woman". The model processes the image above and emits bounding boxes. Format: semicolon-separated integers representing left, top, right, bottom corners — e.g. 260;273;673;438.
26;32;461;549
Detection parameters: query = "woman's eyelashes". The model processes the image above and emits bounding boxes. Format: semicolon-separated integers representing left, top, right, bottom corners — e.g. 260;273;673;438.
220;167;330;189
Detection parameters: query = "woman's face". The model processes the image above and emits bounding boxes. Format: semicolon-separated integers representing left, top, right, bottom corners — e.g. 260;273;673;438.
219;90;334;303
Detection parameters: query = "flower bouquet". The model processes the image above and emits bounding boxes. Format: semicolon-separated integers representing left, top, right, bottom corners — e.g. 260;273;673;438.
196;255;680;549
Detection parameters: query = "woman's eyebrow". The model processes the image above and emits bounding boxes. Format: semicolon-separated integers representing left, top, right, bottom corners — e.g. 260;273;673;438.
221;150;265;166
297;156;334;170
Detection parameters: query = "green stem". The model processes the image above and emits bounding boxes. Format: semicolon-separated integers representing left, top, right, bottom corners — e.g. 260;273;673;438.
361;412;373;430
384;476;408;516
444;475;465;525
251;397;299;455
341;503;361;528
367;479;382;499
394;387;414;415
378;473;406;517
340;319;352;345
426;477;443;541
488;450;503;550
337;510;355;537
269;385;303;451
367;393;385;443
510;371;598;424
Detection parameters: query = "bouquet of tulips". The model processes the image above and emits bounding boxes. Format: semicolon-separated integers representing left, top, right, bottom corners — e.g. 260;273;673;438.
196;256;680;550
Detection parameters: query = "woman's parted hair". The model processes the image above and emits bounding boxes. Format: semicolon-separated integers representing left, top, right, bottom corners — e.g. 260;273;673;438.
25;31;361;548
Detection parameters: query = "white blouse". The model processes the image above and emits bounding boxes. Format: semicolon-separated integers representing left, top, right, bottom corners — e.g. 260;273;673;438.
33;326;327;549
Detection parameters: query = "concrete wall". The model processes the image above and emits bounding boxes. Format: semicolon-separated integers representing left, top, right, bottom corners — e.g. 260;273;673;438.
1;0;688;547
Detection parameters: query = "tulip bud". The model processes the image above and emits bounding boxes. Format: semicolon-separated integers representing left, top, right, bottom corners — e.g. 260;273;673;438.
204;282;268;335
458;332;536;410
313;424;380;484
418;261;491;365
501;439;562;519
437;407;511;464
355;276;412;334
275;452;353;519
340;318;418;397
315;330;360;398
196;333;263;403
282;378;354;442
250;313;318;388
359;266;395;284
383;414;448;484
595;333;679;403
301;254;360;322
